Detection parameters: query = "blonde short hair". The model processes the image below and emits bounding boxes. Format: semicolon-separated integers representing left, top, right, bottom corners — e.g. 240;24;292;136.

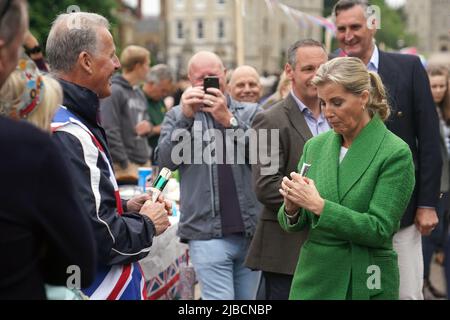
0;71;63;132
312;57;391;121
120;45;150;73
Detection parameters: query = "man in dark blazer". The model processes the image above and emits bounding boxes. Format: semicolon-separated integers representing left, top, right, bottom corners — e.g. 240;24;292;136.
245;39;329;299
333;0;441;299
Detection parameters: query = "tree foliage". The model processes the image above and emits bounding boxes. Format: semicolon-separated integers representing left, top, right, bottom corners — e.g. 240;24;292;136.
370;0;416;50
28;0;118;49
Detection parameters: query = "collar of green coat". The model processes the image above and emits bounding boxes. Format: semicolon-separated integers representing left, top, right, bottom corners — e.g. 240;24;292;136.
321;114;387;203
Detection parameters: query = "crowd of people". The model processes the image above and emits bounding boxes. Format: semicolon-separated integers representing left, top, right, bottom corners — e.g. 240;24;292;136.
0;0;449;300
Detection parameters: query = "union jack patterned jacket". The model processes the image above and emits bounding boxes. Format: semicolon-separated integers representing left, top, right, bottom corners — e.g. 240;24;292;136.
51;79;155;300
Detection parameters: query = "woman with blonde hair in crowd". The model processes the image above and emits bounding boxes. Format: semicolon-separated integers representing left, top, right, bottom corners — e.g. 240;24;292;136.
422;64;450;299
0;58;62;132
278;57;415;299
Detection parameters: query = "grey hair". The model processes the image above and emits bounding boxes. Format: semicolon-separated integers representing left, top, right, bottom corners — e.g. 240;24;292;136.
312;57;390;121
0;0;26;44
287;39;326;69
332;0;370;21
46;12;110;74
146;64;173;84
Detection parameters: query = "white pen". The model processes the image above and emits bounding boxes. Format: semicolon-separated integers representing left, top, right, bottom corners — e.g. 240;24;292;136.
299;163;311;177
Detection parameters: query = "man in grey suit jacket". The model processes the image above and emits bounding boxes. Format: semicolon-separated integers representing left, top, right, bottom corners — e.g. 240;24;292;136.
245;39;329;299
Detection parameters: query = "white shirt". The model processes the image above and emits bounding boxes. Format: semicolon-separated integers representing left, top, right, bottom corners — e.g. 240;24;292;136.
290;91;331;136
339;146;349;164
367;45;380;73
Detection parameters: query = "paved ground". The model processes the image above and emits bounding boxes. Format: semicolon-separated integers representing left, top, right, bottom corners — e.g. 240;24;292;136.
192;254;448;300
429;253;448;299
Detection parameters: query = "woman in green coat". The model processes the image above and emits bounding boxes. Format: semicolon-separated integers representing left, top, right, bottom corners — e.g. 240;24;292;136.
278;57;415;300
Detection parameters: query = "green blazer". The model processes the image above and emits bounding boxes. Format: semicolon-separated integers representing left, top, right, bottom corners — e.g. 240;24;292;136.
278;115;415;300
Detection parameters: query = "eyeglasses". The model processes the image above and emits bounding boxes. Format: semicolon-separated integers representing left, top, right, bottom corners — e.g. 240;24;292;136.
0;0;12;23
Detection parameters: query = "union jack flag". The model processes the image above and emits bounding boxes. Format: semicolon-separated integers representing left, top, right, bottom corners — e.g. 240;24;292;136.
146;252;189;300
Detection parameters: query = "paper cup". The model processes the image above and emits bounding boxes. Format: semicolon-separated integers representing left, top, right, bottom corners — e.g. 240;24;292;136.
138;167;153;192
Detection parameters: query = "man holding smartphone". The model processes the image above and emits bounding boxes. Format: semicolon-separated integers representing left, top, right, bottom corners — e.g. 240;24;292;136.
157;51;262;300
179;55;237;128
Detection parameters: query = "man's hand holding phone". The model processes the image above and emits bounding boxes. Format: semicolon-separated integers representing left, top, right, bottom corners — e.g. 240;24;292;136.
201;76;232;127
180;86;205;118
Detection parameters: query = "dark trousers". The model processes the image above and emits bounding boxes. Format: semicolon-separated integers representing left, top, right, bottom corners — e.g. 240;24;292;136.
445;234;450;299
263;271;293;300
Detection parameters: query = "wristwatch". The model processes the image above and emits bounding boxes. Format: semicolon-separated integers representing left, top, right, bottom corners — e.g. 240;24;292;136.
229;116;239;129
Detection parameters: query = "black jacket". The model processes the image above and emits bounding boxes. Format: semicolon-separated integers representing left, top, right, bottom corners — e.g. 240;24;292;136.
0;116;96;299
52;79;156;266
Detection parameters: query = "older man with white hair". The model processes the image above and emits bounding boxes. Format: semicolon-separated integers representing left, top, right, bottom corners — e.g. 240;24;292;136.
47;12;171;300
227;65;262;103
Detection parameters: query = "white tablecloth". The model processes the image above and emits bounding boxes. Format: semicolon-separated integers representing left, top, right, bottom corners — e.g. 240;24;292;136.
139;215;190;299
140;216;188;279
119;182;189;299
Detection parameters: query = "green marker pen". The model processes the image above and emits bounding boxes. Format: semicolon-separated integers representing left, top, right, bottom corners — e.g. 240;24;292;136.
151;167;172;202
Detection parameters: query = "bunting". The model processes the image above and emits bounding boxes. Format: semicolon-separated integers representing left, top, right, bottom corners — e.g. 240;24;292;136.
306;15;337;34
264;0;277;15
263;0;336;35
280;3;309;29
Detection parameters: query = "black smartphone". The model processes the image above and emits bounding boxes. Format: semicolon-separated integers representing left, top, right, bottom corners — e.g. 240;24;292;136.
203;76;220;92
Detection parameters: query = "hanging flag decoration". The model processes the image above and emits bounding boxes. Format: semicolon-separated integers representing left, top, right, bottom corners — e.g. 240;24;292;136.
280;3;309;29
264;0;277;15
306;15;337;34
263;0;336;36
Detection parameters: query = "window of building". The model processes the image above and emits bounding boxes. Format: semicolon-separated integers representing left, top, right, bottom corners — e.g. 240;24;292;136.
263;17;268;34
176;20;184;39
175;0;185;10
218;19;225;39
197;20;204;39
280;23;286;40
195;0;206;10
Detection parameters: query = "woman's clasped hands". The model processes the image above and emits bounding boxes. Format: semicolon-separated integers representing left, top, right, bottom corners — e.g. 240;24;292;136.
279;172;325;217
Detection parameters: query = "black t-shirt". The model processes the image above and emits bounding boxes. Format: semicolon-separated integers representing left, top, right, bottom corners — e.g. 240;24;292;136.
213;121;245;235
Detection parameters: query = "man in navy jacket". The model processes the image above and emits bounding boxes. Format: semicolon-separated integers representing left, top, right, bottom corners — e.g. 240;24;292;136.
47;12;170;300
